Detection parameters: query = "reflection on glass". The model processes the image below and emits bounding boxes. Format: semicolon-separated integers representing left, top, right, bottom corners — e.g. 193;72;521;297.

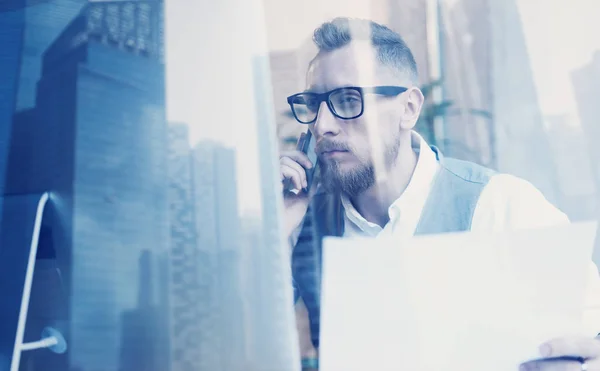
0;0;599;370
1;1;170;371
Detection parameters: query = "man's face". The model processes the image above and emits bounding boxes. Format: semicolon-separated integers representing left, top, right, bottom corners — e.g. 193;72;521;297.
306;42;411;196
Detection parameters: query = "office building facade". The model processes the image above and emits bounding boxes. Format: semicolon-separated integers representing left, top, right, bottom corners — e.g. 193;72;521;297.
3;2;170;370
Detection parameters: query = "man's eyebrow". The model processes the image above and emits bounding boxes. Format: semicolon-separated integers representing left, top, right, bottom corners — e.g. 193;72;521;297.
304;86;321;93
304;84;356;93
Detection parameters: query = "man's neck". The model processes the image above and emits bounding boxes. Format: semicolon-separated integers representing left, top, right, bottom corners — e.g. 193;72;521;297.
350;144;419;228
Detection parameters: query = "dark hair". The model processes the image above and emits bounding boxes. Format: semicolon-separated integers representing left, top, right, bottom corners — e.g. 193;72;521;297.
312;17;418;82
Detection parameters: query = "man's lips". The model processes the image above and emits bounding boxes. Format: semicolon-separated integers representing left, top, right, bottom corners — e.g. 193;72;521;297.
320;150;349;158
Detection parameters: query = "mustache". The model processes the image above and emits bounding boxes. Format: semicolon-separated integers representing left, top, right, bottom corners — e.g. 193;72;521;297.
316;141;352;155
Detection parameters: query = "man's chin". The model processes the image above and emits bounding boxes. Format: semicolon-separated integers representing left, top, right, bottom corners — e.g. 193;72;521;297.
319;164;376;196
321;173;364;194
321;160;354;173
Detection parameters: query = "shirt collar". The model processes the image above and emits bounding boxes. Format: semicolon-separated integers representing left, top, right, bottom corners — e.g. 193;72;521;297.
387;131;438;221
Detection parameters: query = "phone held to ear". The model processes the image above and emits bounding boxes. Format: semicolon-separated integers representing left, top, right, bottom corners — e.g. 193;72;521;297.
282;130;319;194
297;130;318;192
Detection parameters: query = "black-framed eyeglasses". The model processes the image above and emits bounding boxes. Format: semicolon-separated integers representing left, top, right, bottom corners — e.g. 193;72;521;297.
286;86;408;124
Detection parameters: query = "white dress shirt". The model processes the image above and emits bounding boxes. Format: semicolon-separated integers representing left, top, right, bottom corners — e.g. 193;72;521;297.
341;131;600;334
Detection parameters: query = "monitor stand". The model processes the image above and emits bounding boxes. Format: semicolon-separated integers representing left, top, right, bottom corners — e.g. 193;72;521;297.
0;193;67;371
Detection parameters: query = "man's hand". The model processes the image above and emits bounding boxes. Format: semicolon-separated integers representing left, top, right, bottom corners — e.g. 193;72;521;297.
280;150;315;239
520;336;600;370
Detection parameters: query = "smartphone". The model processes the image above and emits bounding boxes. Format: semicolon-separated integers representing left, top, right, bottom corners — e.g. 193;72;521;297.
297;130;318;191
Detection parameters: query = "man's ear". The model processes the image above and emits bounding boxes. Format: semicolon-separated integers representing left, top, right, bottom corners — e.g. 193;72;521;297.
399;87;424;130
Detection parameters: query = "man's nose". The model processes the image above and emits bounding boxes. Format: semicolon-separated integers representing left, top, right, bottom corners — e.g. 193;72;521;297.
312;101;341;138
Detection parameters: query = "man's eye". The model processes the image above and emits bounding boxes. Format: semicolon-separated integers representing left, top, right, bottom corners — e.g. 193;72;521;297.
335;95;360;105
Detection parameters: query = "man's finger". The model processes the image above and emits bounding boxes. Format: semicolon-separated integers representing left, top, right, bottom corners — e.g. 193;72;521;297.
521;358;600;371
280;151;314;170
281;164;304;191
281;157;308;188
521;360;578;371
540;336;600;359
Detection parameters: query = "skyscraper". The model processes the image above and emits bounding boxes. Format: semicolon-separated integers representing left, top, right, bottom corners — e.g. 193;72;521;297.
571;51;600;190
213;145;247;371
435;0;495;165
543;113;596;221
0;3;26;194
268;50;307;152
488;0;560;204
4;2;170;370
572;50;600;265
168;122;249;371
14;0;86;111
192;140;247;370
167;123;202;371
190;141;222;370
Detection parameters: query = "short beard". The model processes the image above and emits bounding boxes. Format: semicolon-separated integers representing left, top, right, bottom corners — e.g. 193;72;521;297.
320;161;376;197
319;140;400;197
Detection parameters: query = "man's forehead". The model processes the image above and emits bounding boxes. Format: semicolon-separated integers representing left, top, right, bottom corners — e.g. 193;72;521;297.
305;42;397;91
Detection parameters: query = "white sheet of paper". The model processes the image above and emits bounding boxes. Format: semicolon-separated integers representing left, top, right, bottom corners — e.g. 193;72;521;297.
320;222;598;371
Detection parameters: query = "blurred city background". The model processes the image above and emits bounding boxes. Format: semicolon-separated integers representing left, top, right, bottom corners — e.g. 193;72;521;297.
0;0;599;370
